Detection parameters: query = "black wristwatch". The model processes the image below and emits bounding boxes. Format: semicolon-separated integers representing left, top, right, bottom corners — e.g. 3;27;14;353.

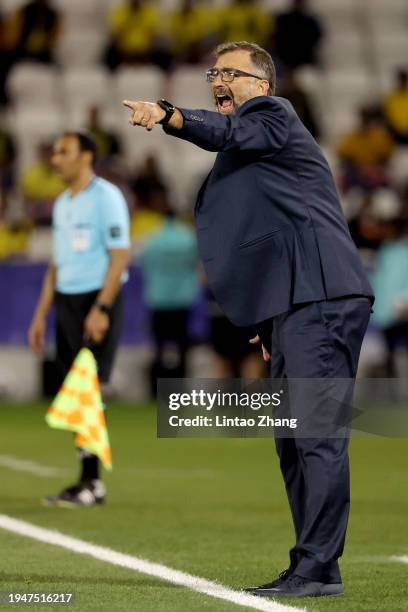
95;302;112;317
157;99;175;125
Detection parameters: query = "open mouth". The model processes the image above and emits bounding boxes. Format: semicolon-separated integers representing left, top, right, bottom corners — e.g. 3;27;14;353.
215;93;234;112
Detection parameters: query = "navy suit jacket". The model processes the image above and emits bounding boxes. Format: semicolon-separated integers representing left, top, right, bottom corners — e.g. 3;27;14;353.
165;96;374;327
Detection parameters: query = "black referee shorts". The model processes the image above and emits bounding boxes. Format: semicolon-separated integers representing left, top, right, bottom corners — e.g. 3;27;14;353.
55;289;123;384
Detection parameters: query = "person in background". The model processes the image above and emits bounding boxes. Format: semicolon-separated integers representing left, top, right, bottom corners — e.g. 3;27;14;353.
129;156;167;242
28;132;130;507
7;0;61;64
86;106;122;170
139;199;200;396
208;289;267;379
273;0;322;70
21;142;65;226
131;154;166;209
0;14;14;106
169;0;220;65
383;68;408;145
347;193;389;251
0;122;16;219
103;0;160;71
372;215;408;379
337;107;395;193
279;69;320;139
219;0;272;49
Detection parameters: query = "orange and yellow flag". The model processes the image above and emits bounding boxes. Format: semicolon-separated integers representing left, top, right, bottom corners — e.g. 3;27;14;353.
46;348;112;470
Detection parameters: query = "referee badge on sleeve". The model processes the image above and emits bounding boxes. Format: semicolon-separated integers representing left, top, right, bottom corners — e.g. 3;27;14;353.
110;226;122;238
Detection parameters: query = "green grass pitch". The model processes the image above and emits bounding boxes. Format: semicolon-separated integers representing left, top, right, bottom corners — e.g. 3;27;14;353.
0;402;407;611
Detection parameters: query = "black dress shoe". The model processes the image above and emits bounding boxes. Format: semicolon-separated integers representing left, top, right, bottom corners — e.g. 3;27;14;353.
243;569;291;594
251;574;344;598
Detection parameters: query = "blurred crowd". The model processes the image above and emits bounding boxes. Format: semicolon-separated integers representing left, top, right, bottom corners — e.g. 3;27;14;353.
0;0;407;383
0;0;327;238
0;0;322;97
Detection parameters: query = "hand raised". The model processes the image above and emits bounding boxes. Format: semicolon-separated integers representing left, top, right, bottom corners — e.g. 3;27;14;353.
122;100;166;131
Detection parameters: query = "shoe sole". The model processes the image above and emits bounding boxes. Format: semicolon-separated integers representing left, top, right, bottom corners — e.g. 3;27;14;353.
251;585;344;598
41;497;105;508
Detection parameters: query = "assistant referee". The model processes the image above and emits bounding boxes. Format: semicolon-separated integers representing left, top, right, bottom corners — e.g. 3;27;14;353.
28;132;130;507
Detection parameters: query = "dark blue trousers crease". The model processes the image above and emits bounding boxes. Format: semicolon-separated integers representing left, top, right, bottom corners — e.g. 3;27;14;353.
256;296;372;583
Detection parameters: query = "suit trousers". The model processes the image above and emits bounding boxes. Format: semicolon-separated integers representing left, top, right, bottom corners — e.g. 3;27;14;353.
257;296;372;583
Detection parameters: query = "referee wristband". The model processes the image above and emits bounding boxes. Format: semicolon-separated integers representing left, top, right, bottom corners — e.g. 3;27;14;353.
95;302;112;316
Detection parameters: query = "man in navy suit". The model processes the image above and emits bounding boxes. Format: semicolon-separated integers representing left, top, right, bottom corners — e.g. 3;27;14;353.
123;41;374;599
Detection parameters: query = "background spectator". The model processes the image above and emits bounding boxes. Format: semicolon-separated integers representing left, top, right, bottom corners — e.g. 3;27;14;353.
0;0;407;391
139;204;200;394
169;0;219;65
0;0;60;107
383;68;408;145
208;290;267;379
337;107;395;193
7;0;61;64
86;106;122;170
131;155;166;209
0;122;16;219
273;0;323;70
372;217;408;379
0;14;13;106
104;0;161;71
219;0;272;49
278;69;320;139
21;142;65;226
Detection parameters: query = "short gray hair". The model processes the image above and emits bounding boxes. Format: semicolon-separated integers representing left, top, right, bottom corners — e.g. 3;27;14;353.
213;41;276;96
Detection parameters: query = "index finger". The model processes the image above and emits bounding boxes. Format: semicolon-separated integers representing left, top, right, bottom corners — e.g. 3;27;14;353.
122;100;138;110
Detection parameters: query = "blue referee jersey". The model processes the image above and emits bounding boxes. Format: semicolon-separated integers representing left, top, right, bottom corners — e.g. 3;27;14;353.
53;177;130;294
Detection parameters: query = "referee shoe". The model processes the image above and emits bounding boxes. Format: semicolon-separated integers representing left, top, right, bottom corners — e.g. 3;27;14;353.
42;480;106;507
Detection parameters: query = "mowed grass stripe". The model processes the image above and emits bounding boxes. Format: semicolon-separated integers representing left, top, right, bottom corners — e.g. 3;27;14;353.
0;515;304;612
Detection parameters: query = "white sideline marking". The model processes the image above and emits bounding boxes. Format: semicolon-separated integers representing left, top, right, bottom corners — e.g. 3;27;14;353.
0;515;303;612
0;455;69;478
390;556;408;564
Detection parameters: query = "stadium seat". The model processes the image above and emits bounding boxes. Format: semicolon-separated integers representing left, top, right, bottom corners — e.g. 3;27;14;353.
169;140;215;208
170;66;213;110
389;149;408;186
119;123;175;173
259;0;292;10
62;67;113;121
325;69;376;111
12;107;63;171
325;107;358;142
66;106;121;133
365;0;408;18
373;33;408;75
294;66;328;110
7;63;60;108
320;145;340;176
115;67;165;108
53;0;107;30
55;30;106;67
309;0;355;16
322;31;365;69
1;0;26;12
294;67;329;136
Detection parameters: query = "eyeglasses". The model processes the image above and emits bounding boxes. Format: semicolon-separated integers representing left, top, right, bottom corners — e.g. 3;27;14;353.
206;67;265;83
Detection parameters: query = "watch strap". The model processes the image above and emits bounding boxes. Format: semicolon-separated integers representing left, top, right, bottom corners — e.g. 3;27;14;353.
157;99;175;125
95;302;112;316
